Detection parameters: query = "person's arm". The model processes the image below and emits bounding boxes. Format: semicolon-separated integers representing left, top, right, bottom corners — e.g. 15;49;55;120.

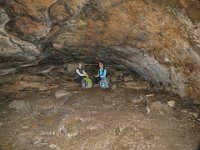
83;70;88;77
100;69;107;78
96;70;99;77
83;70;87;75
76;69;86;77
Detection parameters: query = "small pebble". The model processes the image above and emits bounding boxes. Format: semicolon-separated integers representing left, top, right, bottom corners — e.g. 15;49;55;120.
21;126;29;129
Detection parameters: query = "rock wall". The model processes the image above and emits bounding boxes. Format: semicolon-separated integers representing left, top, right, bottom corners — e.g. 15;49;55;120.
0;7;40;69
0;0;200;99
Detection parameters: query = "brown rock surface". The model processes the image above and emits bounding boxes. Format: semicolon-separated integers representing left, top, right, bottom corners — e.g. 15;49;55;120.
0;58;199;150
0;7;40;69
0;0;200;99
15;17;49;38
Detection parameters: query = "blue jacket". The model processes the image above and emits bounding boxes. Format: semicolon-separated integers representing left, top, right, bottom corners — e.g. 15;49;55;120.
99;68;107;78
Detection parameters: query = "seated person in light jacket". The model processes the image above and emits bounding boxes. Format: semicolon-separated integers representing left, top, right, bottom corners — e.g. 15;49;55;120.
74;63;88;83
94;62;107;85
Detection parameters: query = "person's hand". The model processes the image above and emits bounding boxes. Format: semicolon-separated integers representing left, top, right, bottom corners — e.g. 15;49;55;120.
85;74;89;78
95;75;98;78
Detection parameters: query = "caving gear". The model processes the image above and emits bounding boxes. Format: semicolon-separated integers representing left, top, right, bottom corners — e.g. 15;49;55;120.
82;77;93;88
100;77;109;89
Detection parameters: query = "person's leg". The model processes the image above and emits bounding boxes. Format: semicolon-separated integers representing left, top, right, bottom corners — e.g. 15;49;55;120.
80;76;84;82
94;76;100;84
97;77;101;83
93;77;101;87
75;76;84;83
93;76;97;84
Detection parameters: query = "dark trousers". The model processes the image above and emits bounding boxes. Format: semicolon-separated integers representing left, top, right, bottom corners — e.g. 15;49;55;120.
74;76;84;83
94;76;101;84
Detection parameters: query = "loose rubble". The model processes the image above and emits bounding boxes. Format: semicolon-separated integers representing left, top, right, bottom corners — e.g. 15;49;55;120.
0;64;199;150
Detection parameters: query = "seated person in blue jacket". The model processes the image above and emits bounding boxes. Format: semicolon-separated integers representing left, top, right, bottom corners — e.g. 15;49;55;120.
74;63;88;83
94;62;107;85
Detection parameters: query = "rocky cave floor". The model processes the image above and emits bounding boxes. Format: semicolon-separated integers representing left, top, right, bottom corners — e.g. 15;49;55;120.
0;63;200;150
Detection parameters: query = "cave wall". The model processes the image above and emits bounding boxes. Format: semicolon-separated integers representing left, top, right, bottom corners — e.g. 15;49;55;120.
0;0;200;99
0;7;40;69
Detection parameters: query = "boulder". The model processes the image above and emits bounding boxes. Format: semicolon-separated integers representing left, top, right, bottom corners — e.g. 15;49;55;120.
9;100;27;110
30;98;54;110
58;115;80;139
149;101;172;114
55;90;72;99
167;101;175;108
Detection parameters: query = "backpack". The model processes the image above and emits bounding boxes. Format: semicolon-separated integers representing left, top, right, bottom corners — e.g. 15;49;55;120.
82;77;93;88
100;77;109;89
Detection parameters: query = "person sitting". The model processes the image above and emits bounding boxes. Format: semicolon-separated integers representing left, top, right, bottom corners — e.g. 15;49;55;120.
94;62;107;86
74;63;88;83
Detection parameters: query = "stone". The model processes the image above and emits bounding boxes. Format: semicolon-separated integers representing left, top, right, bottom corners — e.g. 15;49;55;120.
115;125;121;136
55;90;72;99
125;81;147;90
146;107;151;114
111;84;116;90
170;67;187;97
49;143;60;150
31;98;54;110
9;100;27;110
146;94;154;97
149;101;172;114
167;101;175;108
164;58;170;63
21;126;29;130
41;131;56;136
58;124;78;139
0;8;9;26
0;68;17;75
86;123;103;130
38;66;55;74
115;71;124;77
82;134;112;150
58;115;81;139
18;132;47;146
124;76;134;82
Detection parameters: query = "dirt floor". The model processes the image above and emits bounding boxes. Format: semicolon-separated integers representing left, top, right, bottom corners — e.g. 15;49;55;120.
0;63;199;150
